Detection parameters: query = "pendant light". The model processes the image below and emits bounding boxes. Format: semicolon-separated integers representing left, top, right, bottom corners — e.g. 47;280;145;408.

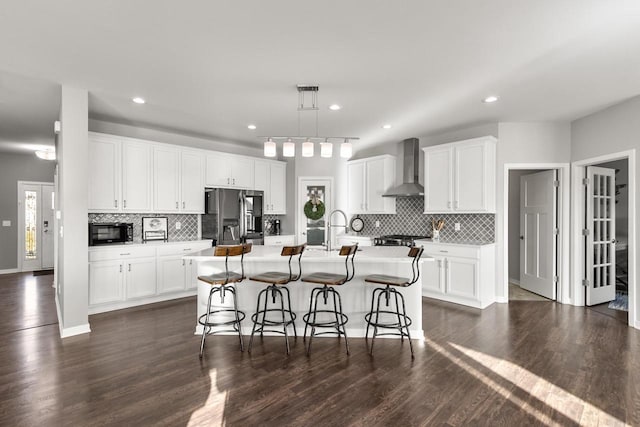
283;138;295;157
340;139;353;159
302;138;314;157
264;138;276;157
320;139;333;158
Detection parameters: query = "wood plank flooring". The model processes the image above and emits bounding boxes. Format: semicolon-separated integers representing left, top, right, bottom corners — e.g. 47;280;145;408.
1;272;639;426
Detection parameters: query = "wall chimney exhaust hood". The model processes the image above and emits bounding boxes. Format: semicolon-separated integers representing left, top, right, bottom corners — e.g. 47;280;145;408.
382;138;424;197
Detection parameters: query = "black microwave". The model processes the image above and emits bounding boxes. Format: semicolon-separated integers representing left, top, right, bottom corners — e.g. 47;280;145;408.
89;223;134;246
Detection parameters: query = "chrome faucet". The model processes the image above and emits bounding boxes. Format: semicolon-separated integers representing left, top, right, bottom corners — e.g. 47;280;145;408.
327;209;349;252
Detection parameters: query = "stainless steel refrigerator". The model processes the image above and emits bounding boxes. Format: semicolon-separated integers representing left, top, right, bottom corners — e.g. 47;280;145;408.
202;188;264;246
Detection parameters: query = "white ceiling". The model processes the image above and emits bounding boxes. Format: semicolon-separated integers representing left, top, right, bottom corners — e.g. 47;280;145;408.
1;0;639;153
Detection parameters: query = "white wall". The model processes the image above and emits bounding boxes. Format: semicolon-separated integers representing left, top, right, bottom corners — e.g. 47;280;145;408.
572;95;640;327
89;119;262;157
56;86;90;336
496;122;572;300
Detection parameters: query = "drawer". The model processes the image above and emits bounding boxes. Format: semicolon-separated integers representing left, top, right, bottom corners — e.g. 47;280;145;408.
89;246;157;262
337;236;374;247
264;235;295;246
156;242;211;256
420;243;480;259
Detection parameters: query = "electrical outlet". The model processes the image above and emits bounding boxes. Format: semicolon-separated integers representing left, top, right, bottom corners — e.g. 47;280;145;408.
375;220;380;228
2;220;10;227
175;221;181;230
454;223;461;232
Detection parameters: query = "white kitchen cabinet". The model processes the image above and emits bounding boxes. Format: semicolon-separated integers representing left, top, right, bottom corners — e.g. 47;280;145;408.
88;241;211;313
89;259;125;305
347;155;396;214
415;240;495;309
153;146;181;212
423;136;496;213
153;147;204;213
88;133;121;212
206;153;254;189
264;234;295;246
121;138;153;212
88;133;153;213
255;160;287;214
125;257;157;299
180;151;204;213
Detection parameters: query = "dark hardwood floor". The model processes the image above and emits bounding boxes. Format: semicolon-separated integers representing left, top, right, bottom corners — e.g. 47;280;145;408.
1;272;638;426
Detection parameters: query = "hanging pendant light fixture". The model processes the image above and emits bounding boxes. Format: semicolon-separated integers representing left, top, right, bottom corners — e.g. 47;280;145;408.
259;85;358;158
283;138;295;157
320;139;333;158
340;139;353;159
302;138;314;157
264;138;276;157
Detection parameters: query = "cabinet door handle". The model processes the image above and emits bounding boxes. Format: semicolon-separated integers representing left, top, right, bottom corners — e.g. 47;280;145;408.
176;202;179;209
227;178;230;185
119;264;122;273
233;178;236;185
123;200;126;208
454;201;459;209
437;260;442;269
183;248;192;251
189;260;192;266
182;259;185;266
439;250;448;253
120;253;131;256
447;201;451;208
183;201;185;209
128;264;131;272
115;200;118;208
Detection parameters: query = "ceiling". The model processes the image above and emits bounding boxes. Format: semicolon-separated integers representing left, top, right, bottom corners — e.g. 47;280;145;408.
1;0;639;154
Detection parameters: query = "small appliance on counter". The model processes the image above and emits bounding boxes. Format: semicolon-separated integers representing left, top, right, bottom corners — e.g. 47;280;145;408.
202;188;264;245
89;222;133;246
273;219;281;235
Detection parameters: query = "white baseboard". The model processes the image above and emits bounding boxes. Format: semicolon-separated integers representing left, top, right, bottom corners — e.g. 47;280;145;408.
0;268;19;275
56;293;92;338
60;323;92;338
495;296;509;303
509;279;520;286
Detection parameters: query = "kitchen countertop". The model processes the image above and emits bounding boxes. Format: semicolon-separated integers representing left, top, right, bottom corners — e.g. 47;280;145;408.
414;238;494;247
89;239;213;250
185;245;432;263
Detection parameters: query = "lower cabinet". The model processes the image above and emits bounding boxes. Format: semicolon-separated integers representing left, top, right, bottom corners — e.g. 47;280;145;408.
415;241;495;309
89;241;211;313
264;234;296;246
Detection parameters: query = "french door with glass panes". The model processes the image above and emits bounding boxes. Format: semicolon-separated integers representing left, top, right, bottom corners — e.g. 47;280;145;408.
18;182;54;272
585;166;616;306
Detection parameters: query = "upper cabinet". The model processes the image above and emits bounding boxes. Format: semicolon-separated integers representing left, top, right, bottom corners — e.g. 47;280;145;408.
347;155;396;214
153;147;204;213
88;133;152;213
255;160;287;214
423;136;496;213
205;153;254;189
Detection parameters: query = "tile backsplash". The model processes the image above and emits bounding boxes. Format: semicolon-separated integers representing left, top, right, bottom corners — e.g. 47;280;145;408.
354;197;495;242
88;213;199;243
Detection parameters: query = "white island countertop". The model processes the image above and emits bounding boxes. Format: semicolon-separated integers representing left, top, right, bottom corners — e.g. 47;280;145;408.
185;245;433;263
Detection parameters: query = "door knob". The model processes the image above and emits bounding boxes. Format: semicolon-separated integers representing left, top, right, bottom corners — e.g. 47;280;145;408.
520;236;524;240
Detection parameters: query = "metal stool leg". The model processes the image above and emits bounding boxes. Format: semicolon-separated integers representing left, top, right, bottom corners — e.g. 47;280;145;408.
306;289;322;356
370;288;385;355
248;287;267;353
199;287;217;358
334;289;349;355
397;290;414;358
276;287;290;354
304;287;320;342
229;286;244;351
282;285;297;338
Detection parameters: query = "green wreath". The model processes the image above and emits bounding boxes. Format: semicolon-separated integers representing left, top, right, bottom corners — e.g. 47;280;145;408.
304;199;325;220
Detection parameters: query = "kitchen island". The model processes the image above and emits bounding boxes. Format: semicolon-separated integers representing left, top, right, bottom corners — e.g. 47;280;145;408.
184;245;431;339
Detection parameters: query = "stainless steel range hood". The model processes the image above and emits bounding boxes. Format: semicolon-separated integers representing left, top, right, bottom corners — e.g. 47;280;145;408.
382;138;424;197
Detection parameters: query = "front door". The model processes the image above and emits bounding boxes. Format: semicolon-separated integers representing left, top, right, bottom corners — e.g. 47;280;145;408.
19;182;54;271
297;178;332;247
520;170;557;300
585;166;616;306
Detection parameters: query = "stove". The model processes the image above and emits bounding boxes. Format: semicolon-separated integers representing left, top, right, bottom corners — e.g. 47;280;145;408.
374;234;430;247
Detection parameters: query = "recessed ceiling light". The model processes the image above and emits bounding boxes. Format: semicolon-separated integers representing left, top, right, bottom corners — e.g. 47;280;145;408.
247;124;257;130
132;97;146;104
382;124;392;129
329;104;341;111
482;95;499;103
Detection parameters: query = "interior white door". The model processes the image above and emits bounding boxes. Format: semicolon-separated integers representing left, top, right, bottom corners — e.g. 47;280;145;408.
519;170;557;300
297;178;332;247
585;166;616;306
19;182;55;272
